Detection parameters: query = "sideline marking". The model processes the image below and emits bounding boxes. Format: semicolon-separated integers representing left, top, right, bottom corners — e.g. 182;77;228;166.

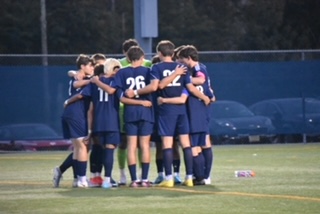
154;187;320;203
0;181;319;203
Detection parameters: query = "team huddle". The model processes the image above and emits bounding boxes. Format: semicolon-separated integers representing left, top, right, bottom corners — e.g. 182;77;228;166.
53;39;216;189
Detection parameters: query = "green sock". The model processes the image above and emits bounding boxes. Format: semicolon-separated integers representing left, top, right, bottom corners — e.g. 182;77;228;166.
118;148;127;169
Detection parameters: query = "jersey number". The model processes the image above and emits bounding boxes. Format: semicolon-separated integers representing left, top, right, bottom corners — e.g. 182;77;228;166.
163;69;181;87
126;76;146;89
98;88;109;102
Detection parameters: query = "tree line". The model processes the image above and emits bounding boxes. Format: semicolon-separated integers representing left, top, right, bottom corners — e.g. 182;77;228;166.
0;0;319;54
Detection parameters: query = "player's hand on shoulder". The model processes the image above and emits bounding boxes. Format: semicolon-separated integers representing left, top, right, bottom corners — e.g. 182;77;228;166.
91;75;99;84
157;97;164;105
174;65;187;76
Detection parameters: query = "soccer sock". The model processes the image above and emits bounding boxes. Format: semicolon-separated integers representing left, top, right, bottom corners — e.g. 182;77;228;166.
103;148;114;178
97;145;104;174
72;159;78;179
141;162;150;181
163;148;173;178
90;144;100;174
77;161;87;177
59;153;73;174
156;159;164;174
173;159;180;174
193;155;204;180
128;164;137;181
202;147;213;179
117;148;127;170
183;147;193;176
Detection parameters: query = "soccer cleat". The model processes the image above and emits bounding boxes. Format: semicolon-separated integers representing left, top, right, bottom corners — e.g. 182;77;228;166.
158;180;174;188
77;180;88;188
52;166;62;188
111;178;118;187
72;178;78;188
182;179;194;187
141;181;152;187
153;175;164;184
89;177;102;187
129;181;140;188
174;175;182;184
204;178;211;185
118;177;127;186
102;181;112;189
193;179;205;186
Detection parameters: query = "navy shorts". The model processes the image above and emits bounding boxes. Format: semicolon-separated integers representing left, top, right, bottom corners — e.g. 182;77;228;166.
93;131;120;146
61;117;87;139
125;121;154;136
158;114;189;136
190;132;206;147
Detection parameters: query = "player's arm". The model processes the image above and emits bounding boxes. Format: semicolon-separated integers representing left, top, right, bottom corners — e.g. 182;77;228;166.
126;79;159;98
120;97;152;107
87;102;93;135
73;79;91;89
158;65;187;89
158;93;188;105
67;70;77;77
192;71;206;85
63;93;84;107
91;76;116;94
186;83;210;105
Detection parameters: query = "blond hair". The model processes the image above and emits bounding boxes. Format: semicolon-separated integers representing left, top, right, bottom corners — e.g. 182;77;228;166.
103;58;122;75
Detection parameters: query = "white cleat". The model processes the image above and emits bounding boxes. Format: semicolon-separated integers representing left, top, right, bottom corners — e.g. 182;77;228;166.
52;166;62;188
76;180;88;188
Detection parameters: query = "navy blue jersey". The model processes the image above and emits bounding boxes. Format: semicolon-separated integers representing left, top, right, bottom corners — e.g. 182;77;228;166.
62;76;91;120
187;63;213;133
151;62;191;115
113;66;154;123
81;77;120;132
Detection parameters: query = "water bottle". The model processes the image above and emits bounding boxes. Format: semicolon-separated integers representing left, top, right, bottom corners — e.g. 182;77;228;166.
234;170;255;177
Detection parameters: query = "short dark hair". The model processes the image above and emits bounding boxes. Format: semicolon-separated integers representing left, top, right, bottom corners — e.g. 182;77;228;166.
76;54;92;69
151;55;161;64
127;46;144;62
94;64;104;76
122;39;139;53
156;40;175;57
91;53;106;64
178;45;199;61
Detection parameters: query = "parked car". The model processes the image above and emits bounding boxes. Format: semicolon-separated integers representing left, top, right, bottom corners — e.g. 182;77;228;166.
209;100;275;144
249;97;320;142
0;123;72;151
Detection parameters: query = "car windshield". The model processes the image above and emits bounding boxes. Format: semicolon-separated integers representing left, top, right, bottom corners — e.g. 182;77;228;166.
278;99;320;115
0;125;59;140
212;102;254;119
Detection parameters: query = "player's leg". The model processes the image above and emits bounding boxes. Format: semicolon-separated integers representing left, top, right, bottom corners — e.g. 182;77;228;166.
126;122;139;187
191;133;206;185
117;133;127;185
173;139;182;184
138;121;153;187
153;139;164;184
101;132;119;189
89;135;103;187
73;137;89;188
176;114;193;187
202;134;213;185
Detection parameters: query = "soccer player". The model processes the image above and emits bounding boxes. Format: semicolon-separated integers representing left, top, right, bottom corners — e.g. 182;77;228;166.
67;58;122;189
113;46;154;187
178;45;215;185
53;54;107;188
60;54;94;188
117;38;152;185
126;40;211;187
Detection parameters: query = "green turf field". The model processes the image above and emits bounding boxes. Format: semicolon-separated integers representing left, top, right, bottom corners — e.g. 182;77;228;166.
0;143;320;214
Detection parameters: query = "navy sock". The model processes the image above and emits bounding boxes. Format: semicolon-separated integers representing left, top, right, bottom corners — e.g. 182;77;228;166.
162;148;173;176
173;159;180;173
141;162;150;180
202;147;213;179
90;144;102;173
77;161;87;177
156;159;163;173
103;148;114;178
72;159;78;179
183;147;193;175
193;155;204;180
128;164;137;181
59;153;73;174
